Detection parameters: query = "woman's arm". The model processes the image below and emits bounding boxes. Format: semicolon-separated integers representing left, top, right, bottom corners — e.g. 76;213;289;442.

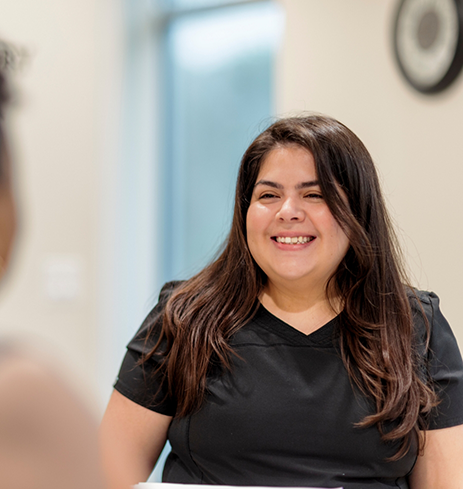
409;424;463;489
99;389;172;486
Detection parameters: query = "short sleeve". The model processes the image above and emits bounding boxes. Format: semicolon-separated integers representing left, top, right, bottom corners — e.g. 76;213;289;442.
113;281;182;416
413;291;463;430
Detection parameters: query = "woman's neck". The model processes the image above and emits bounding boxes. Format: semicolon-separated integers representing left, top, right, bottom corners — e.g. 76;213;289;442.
259;281;342;335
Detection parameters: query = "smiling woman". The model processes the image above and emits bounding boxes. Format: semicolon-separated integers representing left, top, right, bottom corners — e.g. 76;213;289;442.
101;115;463;489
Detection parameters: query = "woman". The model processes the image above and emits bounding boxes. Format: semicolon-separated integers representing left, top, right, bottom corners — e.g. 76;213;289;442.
101;115;463;488
0;43;127;489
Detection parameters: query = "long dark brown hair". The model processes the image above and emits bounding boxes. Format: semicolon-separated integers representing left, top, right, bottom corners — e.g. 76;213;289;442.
145;114;437;459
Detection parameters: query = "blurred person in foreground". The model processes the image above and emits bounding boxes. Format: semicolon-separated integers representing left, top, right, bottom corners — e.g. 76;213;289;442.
0;42;127;489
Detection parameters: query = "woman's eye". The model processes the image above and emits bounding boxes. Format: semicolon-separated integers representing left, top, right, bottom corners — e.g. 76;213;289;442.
306;193;323;199
259;193;278;200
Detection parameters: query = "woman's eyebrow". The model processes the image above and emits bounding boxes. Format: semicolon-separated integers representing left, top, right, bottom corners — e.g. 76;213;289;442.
253;179;319;189
296;180;319;190
253;180;283;189
254;180;318;190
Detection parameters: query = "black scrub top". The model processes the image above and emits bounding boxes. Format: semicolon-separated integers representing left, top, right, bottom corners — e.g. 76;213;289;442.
114;282;463;489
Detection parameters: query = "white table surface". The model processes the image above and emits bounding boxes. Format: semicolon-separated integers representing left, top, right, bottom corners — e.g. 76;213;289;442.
134;483;342;489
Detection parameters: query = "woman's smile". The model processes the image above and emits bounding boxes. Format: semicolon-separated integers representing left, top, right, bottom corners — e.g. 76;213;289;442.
272;235;315;245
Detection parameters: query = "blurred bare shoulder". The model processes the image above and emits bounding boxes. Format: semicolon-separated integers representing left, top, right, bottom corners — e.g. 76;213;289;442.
0;349;108;489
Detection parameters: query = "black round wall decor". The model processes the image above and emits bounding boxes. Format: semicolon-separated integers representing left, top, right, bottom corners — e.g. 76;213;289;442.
393;0;463;94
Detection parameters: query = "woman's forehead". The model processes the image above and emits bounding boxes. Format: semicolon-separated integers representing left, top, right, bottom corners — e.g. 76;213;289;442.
256;146;316;180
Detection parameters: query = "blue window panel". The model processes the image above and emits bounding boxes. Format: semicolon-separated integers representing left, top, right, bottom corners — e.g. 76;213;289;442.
162;1;283;282
170;0;241;9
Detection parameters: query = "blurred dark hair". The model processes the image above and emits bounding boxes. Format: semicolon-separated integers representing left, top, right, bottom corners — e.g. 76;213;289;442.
145;114;438;460
0;69;7;183
0;73;8;118
0;39;18;182
0;40;16;117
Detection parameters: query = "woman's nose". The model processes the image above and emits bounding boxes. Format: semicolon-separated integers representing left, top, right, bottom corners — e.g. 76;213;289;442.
277;197;305;221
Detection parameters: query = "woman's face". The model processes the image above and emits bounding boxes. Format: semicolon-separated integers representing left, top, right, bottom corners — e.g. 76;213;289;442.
246;145;349;293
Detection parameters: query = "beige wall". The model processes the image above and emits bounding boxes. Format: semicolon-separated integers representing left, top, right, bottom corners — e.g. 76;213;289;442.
278;0;463;346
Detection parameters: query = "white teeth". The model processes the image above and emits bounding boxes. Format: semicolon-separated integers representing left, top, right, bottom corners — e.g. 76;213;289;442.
276;236;311;244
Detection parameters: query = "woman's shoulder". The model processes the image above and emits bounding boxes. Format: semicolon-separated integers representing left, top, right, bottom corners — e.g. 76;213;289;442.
147;280;185;320
128;280;185;351
408;288;438;310
407;290;463;429
158;280;185;299
407;288;442;331
408;288;462;365
406;288;456;354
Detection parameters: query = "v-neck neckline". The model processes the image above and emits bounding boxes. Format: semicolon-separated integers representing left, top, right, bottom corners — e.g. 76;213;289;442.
254;303;339;347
